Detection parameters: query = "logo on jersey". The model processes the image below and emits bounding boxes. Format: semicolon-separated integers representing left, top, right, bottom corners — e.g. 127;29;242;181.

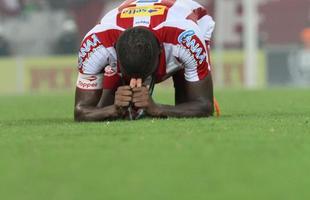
120;5;166;18
104;66;117;77
77;73;103;90
134;20;151;26
79;34;100;58
86;75;98;82
78;34;102;69
178;30;206;65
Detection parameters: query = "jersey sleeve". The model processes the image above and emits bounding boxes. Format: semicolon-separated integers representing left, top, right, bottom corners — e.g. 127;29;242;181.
76;23;123;90
186;0;215;41
78;25;111;75
173;21;211;82
197;15;215;42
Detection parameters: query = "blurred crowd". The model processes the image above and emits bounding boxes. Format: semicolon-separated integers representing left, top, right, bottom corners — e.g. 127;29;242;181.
0;0;309;57
0;0;105;56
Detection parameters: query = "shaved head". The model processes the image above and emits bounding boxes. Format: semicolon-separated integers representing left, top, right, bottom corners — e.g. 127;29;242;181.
116;27;161;79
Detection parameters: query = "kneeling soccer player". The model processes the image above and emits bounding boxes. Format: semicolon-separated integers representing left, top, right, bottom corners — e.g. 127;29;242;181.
74;0;217;121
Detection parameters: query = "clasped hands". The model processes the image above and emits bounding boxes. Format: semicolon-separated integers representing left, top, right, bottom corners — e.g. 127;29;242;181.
114;78;157;118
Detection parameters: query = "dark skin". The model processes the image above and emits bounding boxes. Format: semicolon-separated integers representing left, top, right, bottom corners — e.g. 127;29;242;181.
74;71;214;121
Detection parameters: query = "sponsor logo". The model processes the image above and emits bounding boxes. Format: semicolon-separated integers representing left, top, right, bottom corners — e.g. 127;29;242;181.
178;30;206;64
86;75;98;82
79;34;100;58
78;81;98;89
104;66;117;77
134;20;150;26
120;5;166;18
77;73;103;90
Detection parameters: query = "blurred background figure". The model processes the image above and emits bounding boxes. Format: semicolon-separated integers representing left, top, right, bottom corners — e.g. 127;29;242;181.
296;20;310;86
0;0;309;94
301;22;310;49
0;0;22;16
0;26;10;56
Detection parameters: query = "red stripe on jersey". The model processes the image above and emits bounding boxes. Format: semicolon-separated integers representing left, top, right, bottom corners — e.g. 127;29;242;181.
156;26;182;44
117;2;137;29
197;60;208;80
116;12;134;29
155;48;167;83
103;73;122;90
186;7;208;24
97;29;122;48
150;8;168;28
151;0;176;28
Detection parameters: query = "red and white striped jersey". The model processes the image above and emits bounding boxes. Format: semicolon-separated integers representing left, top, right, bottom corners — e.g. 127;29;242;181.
77;0;215;90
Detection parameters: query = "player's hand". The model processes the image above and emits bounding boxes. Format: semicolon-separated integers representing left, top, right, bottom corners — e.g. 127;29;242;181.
131;77;148;109
130;78;142;88
130;78;146;110
132;86;158;116
114;86;133;114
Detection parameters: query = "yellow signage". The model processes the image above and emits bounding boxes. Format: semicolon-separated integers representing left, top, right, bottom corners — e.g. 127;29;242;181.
120;5;166;18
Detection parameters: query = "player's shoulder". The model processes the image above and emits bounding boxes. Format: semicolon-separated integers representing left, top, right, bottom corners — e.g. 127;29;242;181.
167;0;207;14
155;19;203;39
99;7;119;25
82;23;121;42
166;0;213;25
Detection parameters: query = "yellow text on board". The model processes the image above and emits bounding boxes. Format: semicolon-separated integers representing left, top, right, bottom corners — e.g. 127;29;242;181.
120;5;166;18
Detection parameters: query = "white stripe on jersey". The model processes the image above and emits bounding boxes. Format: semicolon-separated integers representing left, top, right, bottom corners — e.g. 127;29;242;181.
101;8;119;27
82;46;110;75
166;0;192;23
198;15;215;41
165;0;215;41
164;43;183;75
134;1;153;27
178;45;200;82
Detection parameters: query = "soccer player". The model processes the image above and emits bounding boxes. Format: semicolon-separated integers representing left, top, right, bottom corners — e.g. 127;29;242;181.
74;0;216;121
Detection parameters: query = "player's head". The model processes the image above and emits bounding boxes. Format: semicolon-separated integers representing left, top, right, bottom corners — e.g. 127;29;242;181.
116;27;161;80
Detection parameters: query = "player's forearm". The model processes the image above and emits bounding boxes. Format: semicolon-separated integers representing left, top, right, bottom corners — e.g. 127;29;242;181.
74;105;119;122
150;101;214;118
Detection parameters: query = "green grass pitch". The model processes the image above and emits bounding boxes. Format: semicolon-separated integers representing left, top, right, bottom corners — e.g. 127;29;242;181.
0;87;310;200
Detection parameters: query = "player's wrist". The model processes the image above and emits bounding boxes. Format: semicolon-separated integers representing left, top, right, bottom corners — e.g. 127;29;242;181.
111;104;125;118
146;101;162;117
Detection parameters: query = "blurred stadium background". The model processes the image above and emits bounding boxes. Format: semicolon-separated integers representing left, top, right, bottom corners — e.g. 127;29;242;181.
1;2;310;199
0;0;309;94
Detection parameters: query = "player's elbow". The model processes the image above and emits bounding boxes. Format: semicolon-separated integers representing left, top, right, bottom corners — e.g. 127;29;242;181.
74;105;88;122
198;99;214;117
